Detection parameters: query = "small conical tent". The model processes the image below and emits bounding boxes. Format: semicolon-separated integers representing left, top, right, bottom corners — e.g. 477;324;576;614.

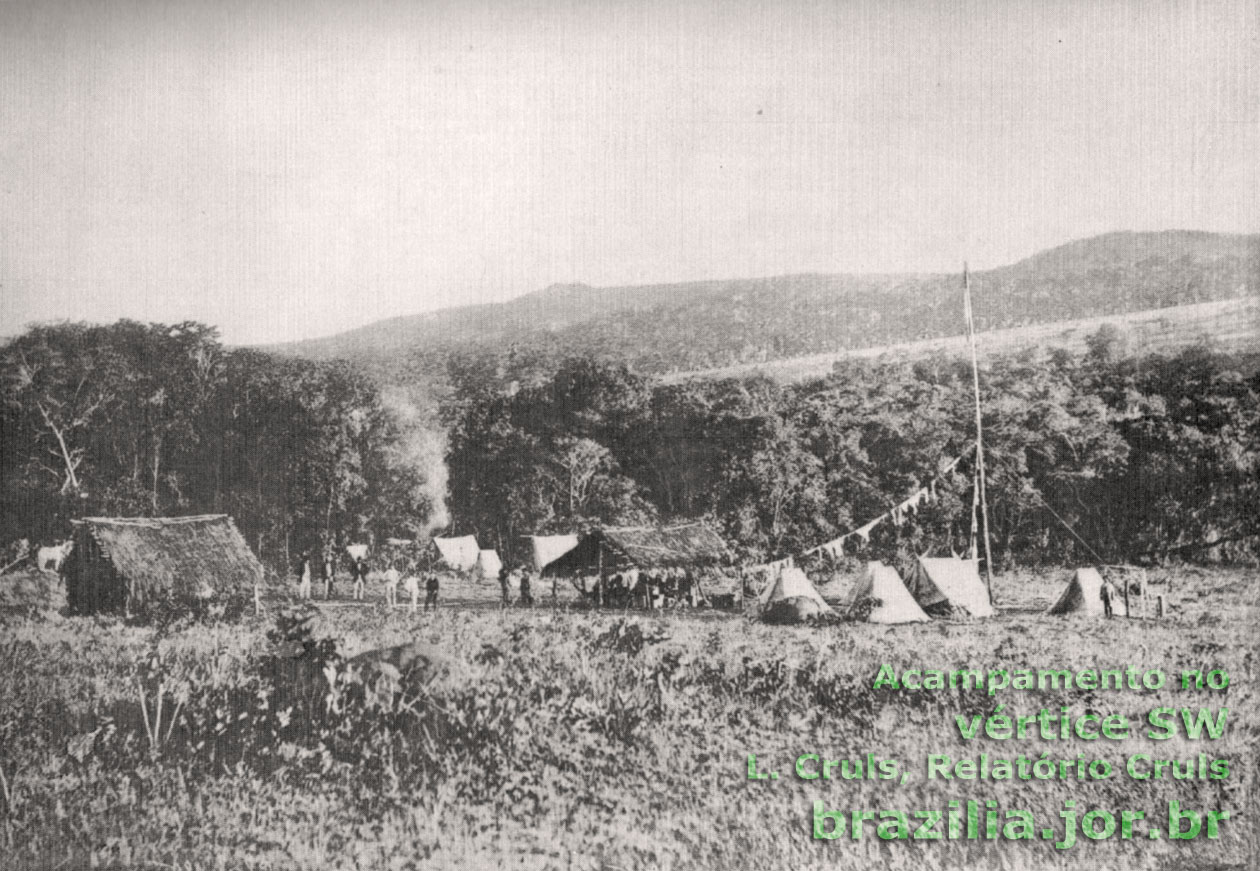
528;534;580;573
848;561;931;624
758;567;834;624
475;549;503;580
1047;568;1126;617
431;536;479;572
905;556;994;618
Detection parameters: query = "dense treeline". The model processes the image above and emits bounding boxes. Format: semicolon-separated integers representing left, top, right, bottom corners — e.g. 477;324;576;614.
1;322;429;567
4;319;1255;574
447;332;1260;567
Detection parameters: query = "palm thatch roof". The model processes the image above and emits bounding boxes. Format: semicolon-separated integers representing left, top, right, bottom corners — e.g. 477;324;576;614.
67;514;263;611
541;523;730;576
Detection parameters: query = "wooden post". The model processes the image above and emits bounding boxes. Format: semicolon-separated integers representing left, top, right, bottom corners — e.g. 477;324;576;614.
1156;594;1164;618
596;543;604;608
963;265;995;601
1122;573;1130;617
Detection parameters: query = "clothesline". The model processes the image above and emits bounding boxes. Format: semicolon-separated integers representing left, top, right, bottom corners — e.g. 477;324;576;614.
753;443;976;574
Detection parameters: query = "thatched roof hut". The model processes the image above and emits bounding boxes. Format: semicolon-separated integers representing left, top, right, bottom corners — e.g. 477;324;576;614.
63;515;263;615
541;523;730;576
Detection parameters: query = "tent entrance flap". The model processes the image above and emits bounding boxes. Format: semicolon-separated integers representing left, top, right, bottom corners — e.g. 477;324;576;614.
759;567;833;624
849;561;931;624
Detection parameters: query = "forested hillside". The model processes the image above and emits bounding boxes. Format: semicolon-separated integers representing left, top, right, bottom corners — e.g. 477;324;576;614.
272;231;1259;386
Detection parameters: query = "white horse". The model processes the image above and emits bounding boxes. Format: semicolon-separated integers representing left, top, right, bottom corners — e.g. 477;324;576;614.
38;540;73;573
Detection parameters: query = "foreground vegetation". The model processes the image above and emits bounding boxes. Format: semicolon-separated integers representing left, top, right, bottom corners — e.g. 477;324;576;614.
1;567;1255;870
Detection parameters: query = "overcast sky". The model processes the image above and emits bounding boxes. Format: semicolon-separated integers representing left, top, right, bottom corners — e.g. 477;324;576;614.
1;0;1255;345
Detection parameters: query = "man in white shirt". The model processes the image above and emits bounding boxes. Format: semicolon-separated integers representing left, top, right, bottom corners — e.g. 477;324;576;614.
297;553;312;601
383;565;401;607
402;573;421;612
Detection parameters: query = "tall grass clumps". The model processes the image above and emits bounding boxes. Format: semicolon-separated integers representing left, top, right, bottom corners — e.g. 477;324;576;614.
0;570;1256;869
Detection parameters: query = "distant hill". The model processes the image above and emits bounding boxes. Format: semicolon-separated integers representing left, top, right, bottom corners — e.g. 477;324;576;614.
664;296;1260;384
268;231;1259;383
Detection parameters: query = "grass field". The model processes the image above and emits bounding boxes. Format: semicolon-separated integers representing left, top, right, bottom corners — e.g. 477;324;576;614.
0;565;1256;870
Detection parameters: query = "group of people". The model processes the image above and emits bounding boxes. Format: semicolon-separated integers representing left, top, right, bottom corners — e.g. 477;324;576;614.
295;550;701;613
294;550;441;612
596;566;700;610
497;565;535;607
381;565;442;612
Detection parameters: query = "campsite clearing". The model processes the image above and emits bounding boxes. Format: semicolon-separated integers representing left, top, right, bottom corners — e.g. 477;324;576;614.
0;565;1254;871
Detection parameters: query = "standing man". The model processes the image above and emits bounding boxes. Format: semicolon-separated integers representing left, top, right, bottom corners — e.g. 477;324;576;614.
678;569;693;608
352;555;368;602
645;570;660;610
323;549;337;599
424;573;440;611
297;552;312;601
1101;579;1115;619
518;571;533;608
403;572;420;612
498;564;512;608
383;563;401;607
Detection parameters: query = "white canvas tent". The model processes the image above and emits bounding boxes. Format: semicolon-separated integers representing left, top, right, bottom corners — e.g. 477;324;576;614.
905;556;994;618
528;534;580;573
1047;568;1126;617
431;535;479;572
345;544;369;560
758;566;834;624
847;561;931;624
475;549;503;580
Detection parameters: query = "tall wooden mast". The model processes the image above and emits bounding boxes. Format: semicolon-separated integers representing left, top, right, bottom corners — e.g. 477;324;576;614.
963;264;995;600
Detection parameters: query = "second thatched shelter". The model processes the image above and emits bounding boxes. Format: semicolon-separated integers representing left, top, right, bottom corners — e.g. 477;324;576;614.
63;515;263;616
540;523;730;576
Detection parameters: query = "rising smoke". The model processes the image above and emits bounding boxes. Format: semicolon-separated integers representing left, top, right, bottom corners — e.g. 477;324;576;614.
380;386;450;536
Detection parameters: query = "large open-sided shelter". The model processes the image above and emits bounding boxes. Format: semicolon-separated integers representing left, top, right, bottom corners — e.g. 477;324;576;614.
540;523;729;576
1047;568;1126;617
847;561;931;624
904;556;994;618
758;566;834;624
63;515;263;615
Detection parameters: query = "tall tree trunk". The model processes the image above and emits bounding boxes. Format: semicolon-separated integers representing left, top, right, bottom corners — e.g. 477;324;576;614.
151;435;163;512
35;401;82;494
325;483;335;548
